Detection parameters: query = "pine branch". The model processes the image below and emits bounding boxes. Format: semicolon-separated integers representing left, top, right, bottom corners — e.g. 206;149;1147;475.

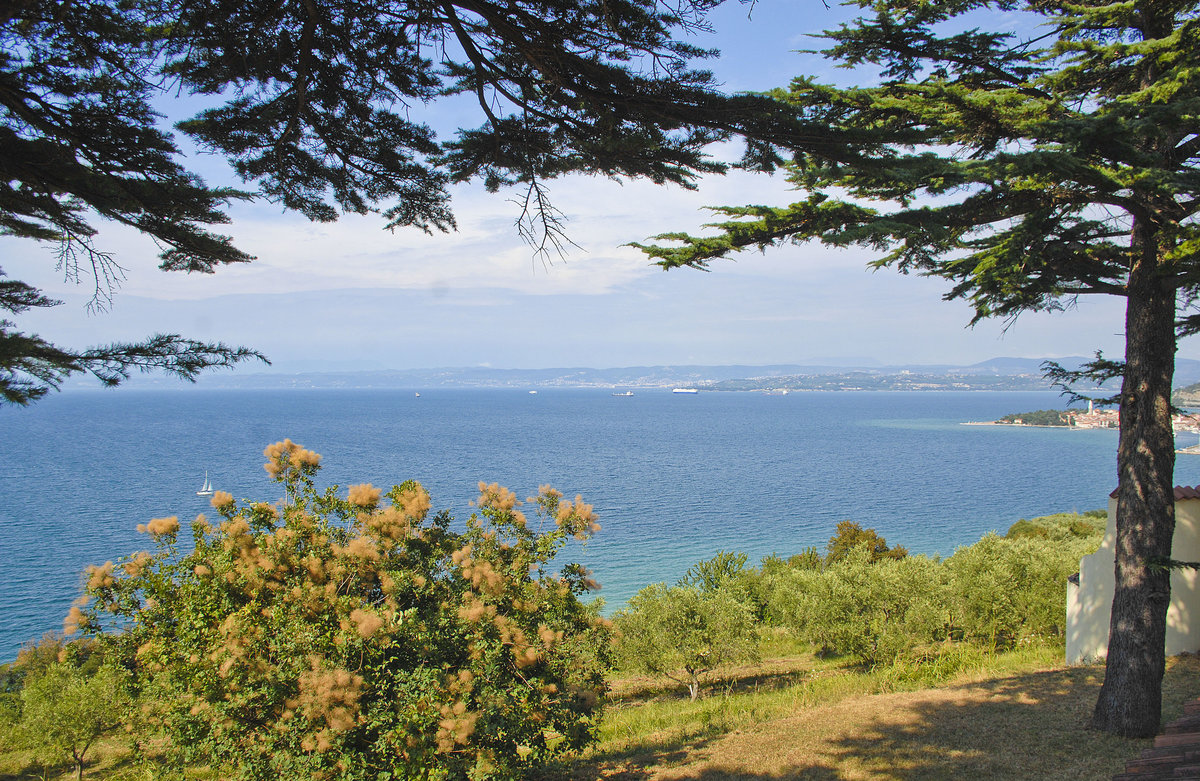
0;324;268;406
1042;352;1124;407
77;335;269;387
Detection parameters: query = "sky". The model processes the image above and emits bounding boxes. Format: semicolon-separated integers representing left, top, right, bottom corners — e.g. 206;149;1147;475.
4;2;1177;375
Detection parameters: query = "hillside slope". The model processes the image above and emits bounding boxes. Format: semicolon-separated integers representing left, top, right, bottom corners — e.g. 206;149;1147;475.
554;655;1200;781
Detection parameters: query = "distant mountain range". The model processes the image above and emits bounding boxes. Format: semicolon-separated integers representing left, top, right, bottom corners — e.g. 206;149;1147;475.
108;356;1200;392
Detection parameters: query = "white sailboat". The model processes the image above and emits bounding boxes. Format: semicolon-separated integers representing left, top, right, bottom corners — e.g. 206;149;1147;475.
196;471;214;496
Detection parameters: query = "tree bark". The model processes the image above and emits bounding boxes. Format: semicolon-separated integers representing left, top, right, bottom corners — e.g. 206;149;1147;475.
1090;231;1177;737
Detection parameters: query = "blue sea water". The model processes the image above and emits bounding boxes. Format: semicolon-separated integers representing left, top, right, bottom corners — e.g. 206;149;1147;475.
3;387;1195;662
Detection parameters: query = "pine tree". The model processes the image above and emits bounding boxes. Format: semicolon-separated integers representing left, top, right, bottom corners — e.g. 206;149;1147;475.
2;0;783;404
637;0;1200;736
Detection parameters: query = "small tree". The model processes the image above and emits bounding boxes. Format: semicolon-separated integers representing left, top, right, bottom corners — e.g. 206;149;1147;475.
945;533;1099;652
76;439;611;780
614;583;757;701
15;663;131;781
678;550;749;592
826;521;907;565
787;548;823;572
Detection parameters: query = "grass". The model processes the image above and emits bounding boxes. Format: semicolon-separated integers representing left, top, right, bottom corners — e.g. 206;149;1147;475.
546;649;1200;781
5;648;1199;780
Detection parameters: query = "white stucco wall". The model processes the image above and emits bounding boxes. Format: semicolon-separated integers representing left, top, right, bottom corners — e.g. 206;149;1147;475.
1066;493;1200;664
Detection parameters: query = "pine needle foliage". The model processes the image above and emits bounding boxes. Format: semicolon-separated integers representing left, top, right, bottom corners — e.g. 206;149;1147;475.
1;0;791;404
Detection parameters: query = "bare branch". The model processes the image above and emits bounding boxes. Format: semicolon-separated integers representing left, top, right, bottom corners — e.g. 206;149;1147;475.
511;179;580;264
54;234;128;314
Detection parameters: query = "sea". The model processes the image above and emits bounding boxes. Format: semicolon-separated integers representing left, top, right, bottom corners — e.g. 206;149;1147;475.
3;387;1196;662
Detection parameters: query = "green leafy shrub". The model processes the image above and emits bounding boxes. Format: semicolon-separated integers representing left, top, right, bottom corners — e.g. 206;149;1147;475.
614;583;758;700
678;550;777;622
825;521;908;564
945;533;1097;650
759;513;1104;666
1004;519;1050;539
787;547;823;571
1005;511;1106;541
777;549;947;666
75;439;611;781
679;551;748;592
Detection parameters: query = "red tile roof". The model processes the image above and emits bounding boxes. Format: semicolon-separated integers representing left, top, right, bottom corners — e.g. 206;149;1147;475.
1177;486;1200;501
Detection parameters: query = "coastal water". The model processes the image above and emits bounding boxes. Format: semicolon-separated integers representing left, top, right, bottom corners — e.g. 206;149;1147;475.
3;388;1195;661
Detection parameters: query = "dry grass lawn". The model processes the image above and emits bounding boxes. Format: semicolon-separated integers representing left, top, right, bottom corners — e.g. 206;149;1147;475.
5;655;1199;780
553;654;1200;781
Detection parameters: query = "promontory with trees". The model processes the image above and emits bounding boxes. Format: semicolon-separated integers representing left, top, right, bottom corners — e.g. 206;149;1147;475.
994;410;1076;427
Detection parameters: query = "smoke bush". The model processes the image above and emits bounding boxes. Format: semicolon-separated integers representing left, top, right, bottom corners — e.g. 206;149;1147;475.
76;440;611;780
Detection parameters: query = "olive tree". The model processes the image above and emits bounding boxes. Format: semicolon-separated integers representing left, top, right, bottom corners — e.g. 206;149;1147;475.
614;582;757;701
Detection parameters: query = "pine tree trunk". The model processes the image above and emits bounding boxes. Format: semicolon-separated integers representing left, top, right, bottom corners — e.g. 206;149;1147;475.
1090;235;1177;737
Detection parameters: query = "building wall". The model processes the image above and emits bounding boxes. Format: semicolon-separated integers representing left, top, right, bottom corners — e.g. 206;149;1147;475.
1066;495;1200;663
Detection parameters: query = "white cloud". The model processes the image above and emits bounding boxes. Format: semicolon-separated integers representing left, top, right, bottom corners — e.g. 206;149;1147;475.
4;162;825;306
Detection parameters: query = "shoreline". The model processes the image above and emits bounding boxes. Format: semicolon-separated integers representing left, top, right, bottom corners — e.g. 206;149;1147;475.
961;421;1097;429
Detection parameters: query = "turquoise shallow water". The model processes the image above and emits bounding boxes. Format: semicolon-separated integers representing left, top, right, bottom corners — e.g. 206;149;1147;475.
3;387;1189;661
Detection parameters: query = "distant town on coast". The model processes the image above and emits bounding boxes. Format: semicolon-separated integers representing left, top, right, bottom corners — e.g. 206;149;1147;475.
970;404;1200;430
970;404;1124;430
976;388;1200;454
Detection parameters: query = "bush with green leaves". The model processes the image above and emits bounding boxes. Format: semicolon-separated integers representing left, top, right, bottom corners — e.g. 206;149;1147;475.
1005;510;1106;542
825;520;908;565
74;439;612;781
678;551;749;592
677;550;775;622
772;548;947;667
944;533;1096;651
758;513;1105;666
614;582;758;700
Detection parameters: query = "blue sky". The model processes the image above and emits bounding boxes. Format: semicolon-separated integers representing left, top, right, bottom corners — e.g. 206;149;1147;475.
3;2;1169;374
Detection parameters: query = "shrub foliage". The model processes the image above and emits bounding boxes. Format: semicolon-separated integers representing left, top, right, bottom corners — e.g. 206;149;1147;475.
768;519;1100;667
825;521;908;564
616;513;1106;685
75;440;612;780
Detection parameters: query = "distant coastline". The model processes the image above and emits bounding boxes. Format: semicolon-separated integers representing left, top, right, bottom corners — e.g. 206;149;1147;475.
961;420;1093;429
965;408;1200;452
961;406;1120;430
69;356;1200;394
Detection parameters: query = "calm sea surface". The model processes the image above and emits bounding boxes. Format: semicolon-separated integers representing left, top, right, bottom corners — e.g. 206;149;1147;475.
4;388;1196;661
